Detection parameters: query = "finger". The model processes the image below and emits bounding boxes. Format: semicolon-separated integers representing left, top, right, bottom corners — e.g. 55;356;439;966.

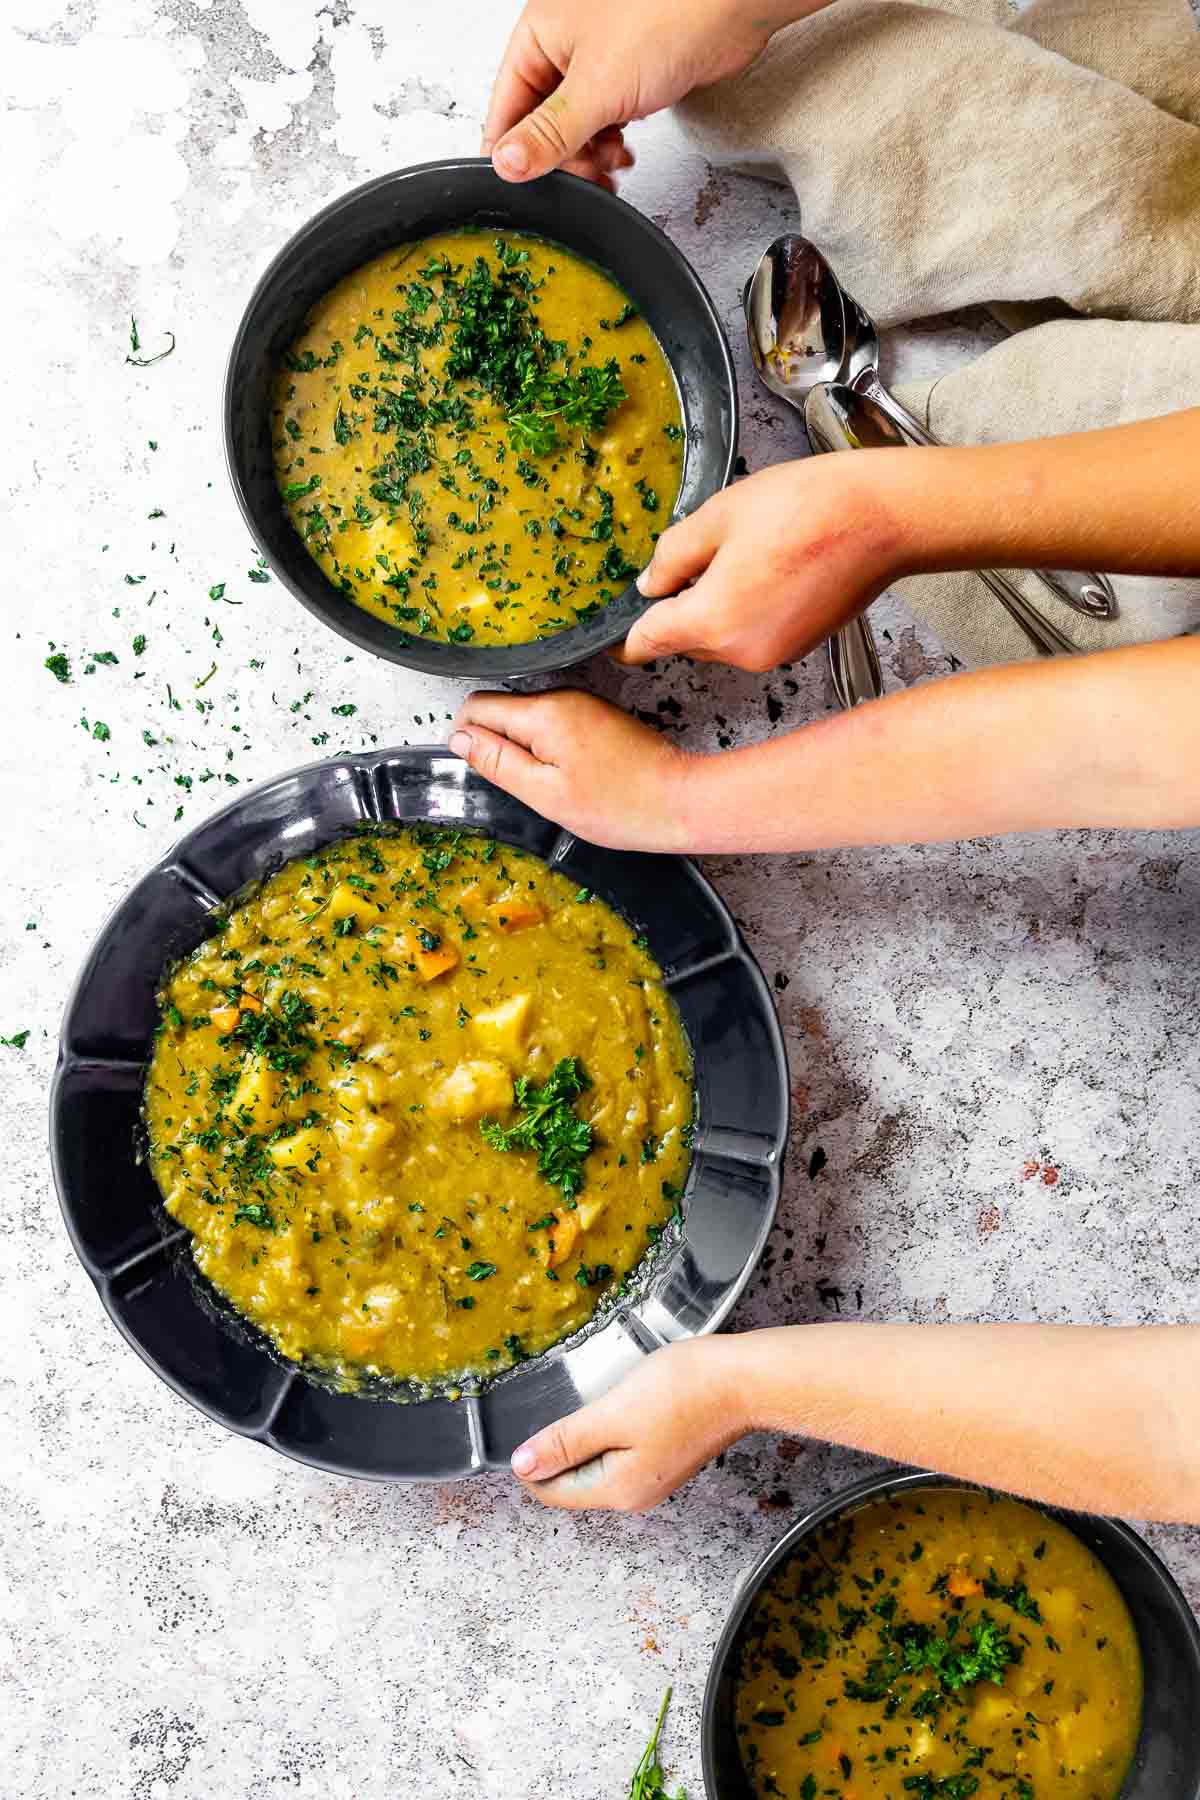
455;689;563;758
511;1395;626;1481
448;723;551;806
614;590;712;666
636;497;726;599
523;1450;639;1512
481;18;560;152
580;133;635;176
493;65;616;182
556;162;619;194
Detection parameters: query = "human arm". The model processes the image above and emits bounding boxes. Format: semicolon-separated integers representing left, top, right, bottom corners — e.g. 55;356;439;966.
448;630;1200;854
508;1323;1200;1521
621;409;1200;670
482;0;833;185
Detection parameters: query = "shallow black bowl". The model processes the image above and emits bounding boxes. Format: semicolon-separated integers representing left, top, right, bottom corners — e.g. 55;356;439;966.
224;159;738;679
49;749;788;1481
703;1469;1200;1800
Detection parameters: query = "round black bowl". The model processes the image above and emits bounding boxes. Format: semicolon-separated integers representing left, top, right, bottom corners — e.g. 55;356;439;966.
703;1468;1200;1800
224;159;739;679
50;748;788;1481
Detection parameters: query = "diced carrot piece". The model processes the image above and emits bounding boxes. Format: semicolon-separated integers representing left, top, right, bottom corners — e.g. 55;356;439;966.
210;1006;240;1034
547;1208;579;1268
488;895;545;933
401;930;460;982
948;1570;983;1598
238;993;262;1014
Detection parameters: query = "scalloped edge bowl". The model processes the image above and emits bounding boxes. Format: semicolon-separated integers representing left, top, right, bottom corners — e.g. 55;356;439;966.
50;748;788;1481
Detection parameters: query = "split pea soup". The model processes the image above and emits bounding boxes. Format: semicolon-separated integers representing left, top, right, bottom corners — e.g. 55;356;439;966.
144;827;692;1387
271;230;684;646
735;1488;1142;1800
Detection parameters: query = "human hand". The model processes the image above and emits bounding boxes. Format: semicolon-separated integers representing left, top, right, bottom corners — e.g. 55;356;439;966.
510;1337;745;1512
482;0;791;186
448;688;695;851
618;454;912;672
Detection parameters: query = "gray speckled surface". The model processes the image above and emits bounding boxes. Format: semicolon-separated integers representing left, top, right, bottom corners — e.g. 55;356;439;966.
4;4;1199;1796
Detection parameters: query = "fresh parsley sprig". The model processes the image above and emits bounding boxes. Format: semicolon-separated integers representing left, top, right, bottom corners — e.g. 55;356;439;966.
506;358;627;458
479;1056;593;1200
629;1688;685;1800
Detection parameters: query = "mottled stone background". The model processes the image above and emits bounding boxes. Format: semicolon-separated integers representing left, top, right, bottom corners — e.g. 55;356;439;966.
3;3;1198;1796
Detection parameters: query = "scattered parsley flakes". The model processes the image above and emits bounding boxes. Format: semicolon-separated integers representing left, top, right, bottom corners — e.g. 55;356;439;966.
126;318;176;367
1;1030;30;1050
44;652;71;684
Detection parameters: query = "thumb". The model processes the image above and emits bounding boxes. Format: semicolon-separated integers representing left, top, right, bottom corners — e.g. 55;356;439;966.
492;67;611;181
511;1393;625;1481
615;588;714;666
448;723;549;808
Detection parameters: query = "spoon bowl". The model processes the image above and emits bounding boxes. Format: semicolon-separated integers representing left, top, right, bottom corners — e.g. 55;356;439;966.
744;237;847;405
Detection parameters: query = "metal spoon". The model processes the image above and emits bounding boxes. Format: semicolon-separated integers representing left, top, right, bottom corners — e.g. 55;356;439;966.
749;235;1118;624
744;237;884;708
806;385;1079;657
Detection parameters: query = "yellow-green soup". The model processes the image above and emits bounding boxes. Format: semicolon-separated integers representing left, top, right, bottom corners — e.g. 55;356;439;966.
271;230;684;645
735;1489;1142;1800
144;828;692;1386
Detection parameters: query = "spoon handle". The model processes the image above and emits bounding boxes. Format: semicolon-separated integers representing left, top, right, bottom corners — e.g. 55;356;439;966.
852;373;1119;622
828;612;884;710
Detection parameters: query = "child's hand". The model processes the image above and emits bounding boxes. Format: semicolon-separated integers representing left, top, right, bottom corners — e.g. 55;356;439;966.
509;1338;743;1512
620;456;910;672
449;689;694;850
482;0;785;186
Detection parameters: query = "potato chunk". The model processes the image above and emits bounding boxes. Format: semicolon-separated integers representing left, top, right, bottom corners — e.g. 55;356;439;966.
328;881;377;928
229;1057;278;1126
428;1059;513;1122
332;1111;396;1167
470;993;532;1061
267;1126;324;1170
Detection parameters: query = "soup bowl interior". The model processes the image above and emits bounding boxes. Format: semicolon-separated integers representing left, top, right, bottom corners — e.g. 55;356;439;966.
702;1468;1200;1800
224;159;738;678
50;749;787;1481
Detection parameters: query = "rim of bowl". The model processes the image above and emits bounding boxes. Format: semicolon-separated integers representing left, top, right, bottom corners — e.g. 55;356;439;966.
701;1465;1200;1800
222;159;739;680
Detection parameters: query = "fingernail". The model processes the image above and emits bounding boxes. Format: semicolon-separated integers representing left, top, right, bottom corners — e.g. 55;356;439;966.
495;141;529;178
635;565;652;595
511;1443;537;1476
448;730;471;758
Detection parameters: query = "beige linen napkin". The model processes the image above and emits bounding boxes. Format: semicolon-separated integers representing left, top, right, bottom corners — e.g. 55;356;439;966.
676;0;1200;667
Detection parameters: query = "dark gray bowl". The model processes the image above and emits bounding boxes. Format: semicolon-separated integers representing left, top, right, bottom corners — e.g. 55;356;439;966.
224;159;738;678
704;1468;1200;1800
49;748;788;1481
